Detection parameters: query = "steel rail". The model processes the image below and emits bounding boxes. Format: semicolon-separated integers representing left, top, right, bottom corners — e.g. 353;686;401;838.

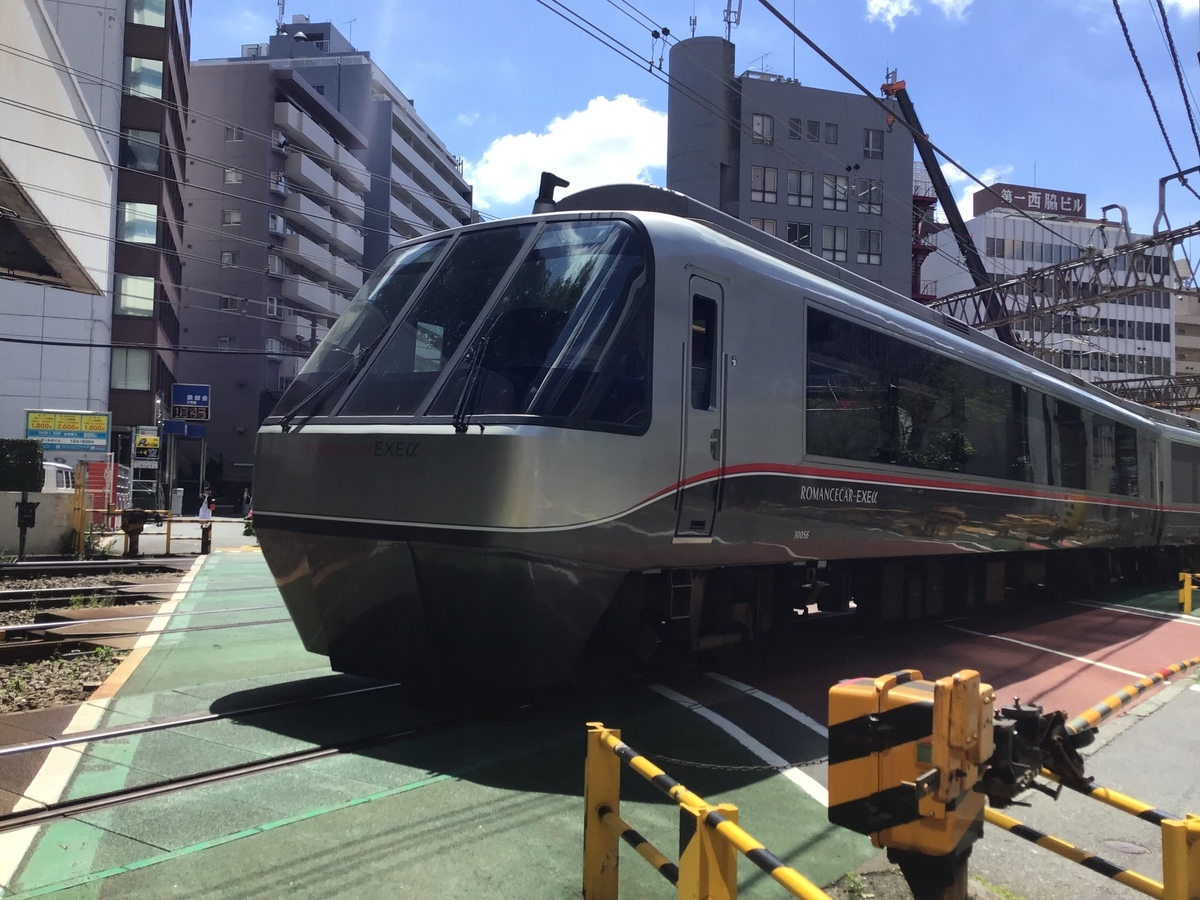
0;603;287;635
0;709;483;834
0;682;401;759
984;807;1163;898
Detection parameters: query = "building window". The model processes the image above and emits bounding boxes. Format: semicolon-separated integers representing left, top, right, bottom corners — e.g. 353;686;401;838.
752;114;774;144
118;129;159;171
822;174;849;211
807;120;820;141
117;202;157;243
270;171;287;194
268;213;286;235
751;166;777;203
127;0;165;26
224;126;245;142
266;338;284;358
822;225;847;262
750;218;777;236
857;178;882;215
857;229;882;265
221;209;242;226
825;123;839;144
787;222;812;250
788;117;802;139
864;128;884;159
787;170;813;208
114;274;155;317
266;296;282;318
219;295;239;310
218;336;237;350
111;348;151;390
123;57;163;99
224;168;242;184
220;251;238;267
267;253;285;275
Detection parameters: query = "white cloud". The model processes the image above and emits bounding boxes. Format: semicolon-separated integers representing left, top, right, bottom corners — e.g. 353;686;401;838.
456;112;481;127
866;0;919;28
464;95;666;210
930;0;974;17
1164;0;1199;14
940;164;1013;221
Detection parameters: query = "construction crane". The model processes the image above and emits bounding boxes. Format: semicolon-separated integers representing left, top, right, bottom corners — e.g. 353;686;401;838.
880;77;1019;347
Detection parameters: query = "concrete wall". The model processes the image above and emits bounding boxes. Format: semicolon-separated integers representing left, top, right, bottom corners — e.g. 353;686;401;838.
0;492;76;556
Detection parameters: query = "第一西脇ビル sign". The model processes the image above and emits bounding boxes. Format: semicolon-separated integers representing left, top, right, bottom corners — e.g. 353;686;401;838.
24;410;110;455
171;384;210;421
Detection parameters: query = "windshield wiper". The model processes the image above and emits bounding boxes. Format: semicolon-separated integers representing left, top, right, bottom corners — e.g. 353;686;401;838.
452;332;493;434
278;332;386;433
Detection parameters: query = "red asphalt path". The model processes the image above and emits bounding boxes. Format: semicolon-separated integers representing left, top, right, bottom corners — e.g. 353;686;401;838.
698;601;1200;727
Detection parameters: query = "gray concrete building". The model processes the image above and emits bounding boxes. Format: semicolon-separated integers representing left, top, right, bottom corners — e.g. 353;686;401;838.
179;16;474;498
666;37;914;295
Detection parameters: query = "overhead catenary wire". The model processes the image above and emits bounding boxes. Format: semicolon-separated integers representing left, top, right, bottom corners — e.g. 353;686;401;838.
534;0;993;282
1111;0;1200;200
1151;0;1200;158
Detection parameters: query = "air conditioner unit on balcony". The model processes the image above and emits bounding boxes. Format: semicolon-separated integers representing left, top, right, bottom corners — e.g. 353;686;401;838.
270;172;288;195
271;129;290;155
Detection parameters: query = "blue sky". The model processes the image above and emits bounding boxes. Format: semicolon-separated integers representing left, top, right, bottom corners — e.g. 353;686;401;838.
192;0;1200;233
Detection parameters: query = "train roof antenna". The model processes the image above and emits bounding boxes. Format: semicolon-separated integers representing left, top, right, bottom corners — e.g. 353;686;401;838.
532;172;570;214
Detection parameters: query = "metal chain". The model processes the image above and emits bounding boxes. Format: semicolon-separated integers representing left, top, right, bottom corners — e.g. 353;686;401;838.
642;752;828;773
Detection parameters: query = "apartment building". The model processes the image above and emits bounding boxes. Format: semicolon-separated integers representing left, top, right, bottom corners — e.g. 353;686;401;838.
666;36;914;295
178;17;474;495
922;186;1176;383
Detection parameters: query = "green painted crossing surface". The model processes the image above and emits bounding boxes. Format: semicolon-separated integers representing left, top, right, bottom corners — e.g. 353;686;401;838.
4;553;873;899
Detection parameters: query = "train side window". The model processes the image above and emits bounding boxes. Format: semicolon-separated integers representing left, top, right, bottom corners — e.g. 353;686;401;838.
1172;442;1200;503
1055;402;1088;490
1093;416;1139;496
691;297;718;410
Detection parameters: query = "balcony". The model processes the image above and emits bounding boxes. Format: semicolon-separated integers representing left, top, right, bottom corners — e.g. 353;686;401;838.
328;254;363;293
331;143;369;194
280;310;313;343
283;191;363;260
274;102;335;159
390;191;432;238
285;152;334;201
330;178;365;225
281;273;334;316
391;132;470;228
281;231;332;279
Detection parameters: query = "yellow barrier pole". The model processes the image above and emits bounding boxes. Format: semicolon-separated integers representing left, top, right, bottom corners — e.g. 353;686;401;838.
984;807;1163;898
1181;573;1195;615
679;803;739;900
597;805;678;886
1041;769;1179;826
1161;814;1200;900
584;723;622;900
595;729;832;900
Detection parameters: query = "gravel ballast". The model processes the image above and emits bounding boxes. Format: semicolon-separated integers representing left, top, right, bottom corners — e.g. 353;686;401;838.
0;651;125;714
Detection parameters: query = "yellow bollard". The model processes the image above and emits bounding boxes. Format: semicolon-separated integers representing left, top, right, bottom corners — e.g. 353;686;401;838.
1162;814;1200;900
165;509;172;556
584;723;622;900
1181;573;1195;616
678;803;739;900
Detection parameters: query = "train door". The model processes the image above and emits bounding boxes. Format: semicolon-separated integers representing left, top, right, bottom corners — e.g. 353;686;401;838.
675;277;725;538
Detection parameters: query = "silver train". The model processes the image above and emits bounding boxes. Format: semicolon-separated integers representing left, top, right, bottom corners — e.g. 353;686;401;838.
253;184;1200;687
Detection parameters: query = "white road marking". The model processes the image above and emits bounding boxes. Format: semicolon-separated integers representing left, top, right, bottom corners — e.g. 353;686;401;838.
944;624;1146;678
703;672;829;738
648;684;828;807
0;555;205;893
1069;599;1200;628
1189;684;1200;693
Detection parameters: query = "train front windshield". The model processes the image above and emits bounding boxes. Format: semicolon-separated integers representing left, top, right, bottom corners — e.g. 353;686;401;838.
335;219;652;431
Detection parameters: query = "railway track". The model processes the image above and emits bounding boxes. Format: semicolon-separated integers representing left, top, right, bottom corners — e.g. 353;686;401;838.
0;559;192;579
0;681;546;834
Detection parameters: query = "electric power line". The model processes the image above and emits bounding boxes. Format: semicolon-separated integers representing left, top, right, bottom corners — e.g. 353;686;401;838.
1152;0;1200;158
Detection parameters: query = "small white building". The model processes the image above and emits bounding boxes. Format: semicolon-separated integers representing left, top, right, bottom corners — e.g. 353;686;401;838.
923;185;1175;384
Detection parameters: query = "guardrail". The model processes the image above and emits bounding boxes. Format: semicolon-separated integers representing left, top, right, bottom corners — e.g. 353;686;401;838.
1178;572;1198;614
584;722;831;900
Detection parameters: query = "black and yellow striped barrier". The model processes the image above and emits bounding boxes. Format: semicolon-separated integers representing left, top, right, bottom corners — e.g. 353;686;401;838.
983;807;1165;898
584;722;832;900
1041;769;1181;826
1065;655;1200;736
